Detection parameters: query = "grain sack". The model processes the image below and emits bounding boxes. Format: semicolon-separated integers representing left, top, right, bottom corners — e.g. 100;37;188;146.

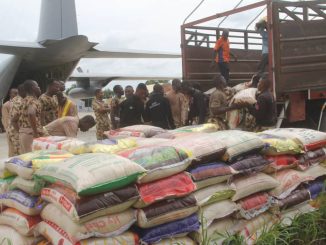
0;225;34;245
280;203;316;226
193;183;236;206
10;177;44;196
0;208;41;236
70;138;137;155
138;213;200;244
41;184;139;223
41;204;136;242
33;136;85;152
258;133;303;155
35;221;75;245
307;179;325;199
269;169;314;199
230;88;257;105
137;195;198;228
230;154;270;175
176;123;219;133
0;190;45;215
5;150;73;180
226;109;242;129
297;148;326;171
263;128;326;151
107;125;166;139
119;146;191;183
304;164;326;179
133;137;170;147
277;189;310;210
0;159;14;179
153;131;196;140
0;176;15;194
232;172;279;201
212;130;265;162
191;217;237;244
200;199;238;227
188;162;237;189
76;232;139;245
153;237;196;245
264;155;298;173
238;212;278;244
35;153;146;196
159;133;226;164
5;152;40;180
237;192;274;220
135;172;196;208
31;151;74;170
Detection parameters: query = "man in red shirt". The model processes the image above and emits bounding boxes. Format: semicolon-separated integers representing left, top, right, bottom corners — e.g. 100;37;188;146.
211;29;237;83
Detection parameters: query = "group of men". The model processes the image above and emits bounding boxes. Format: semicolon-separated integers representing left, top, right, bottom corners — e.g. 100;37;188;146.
91;72;275;141
2;79;96;157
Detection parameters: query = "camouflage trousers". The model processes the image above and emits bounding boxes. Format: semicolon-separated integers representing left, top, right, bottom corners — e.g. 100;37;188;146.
7;126;20;156
96;123;110;140
208;118;229;131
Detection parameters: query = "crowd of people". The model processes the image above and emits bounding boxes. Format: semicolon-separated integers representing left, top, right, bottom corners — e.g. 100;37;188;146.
1;79;96;157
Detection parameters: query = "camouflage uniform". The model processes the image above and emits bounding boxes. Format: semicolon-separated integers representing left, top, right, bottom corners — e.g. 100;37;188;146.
110;96;124;130
92;99;110;140
19;96;46;153
7;96;23;156
39;94;58;126
208;89;229;130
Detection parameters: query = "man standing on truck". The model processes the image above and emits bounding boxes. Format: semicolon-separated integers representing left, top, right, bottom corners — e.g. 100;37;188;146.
256;18;269;74
211;29;237;83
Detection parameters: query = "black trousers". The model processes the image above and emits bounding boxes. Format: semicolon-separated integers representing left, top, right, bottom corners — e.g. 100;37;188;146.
218;62;230;83
258;53;269;74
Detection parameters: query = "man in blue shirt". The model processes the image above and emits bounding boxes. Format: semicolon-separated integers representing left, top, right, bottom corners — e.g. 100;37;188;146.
256;19;268;74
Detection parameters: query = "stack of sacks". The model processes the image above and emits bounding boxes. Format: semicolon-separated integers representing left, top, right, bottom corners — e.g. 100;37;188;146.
259;128;326;231
33;136;85;152
34;153;146;244
191;130;279;244
105;125;166;139
69;138;137;155
118;144;200;244
186;131;267;244
0;150;74;243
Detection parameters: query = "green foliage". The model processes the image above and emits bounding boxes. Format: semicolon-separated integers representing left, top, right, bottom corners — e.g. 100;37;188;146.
145;80;169;85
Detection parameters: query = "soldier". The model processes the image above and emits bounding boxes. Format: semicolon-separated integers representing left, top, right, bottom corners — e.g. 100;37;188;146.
110;85;124;129
166;79;188;128
2;88;18;156
39;79;61;126
92;89;110;140
10;84;26;155
18;80;46;153
208;75;239;130
45;115;95;137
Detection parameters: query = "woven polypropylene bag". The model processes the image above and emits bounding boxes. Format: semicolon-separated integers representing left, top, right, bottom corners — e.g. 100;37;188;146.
35;153;146;196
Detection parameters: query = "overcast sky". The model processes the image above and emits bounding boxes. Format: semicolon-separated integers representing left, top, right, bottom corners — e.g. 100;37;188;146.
0;0;266;88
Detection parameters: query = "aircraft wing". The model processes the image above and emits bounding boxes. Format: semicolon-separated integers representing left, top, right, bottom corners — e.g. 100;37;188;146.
69;73;181;81
83;47;181;58
0;40;44;55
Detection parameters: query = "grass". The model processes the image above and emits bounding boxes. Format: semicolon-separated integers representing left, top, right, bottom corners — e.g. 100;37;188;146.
199;193;326;245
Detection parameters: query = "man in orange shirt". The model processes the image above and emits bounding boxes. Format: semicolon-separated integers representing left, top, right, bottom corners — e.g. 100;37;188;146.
211;29;237;83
